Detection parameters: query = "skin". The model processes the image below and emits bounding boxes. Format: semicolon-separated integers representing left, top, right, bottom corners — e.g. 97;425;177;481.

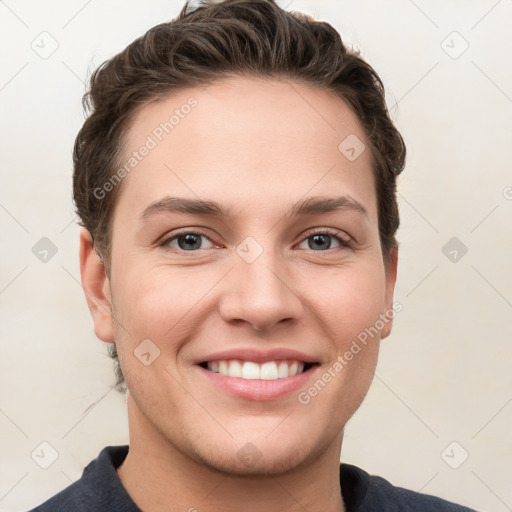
80;76;398;512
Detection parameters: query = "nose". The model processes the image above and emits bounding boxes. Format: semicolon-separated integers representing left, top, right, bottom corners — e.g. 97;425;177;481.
218;246;305;332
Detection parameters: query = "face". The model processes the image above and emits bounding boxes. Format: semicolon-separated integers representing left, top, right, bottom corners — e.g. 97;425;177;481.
82;76;397;475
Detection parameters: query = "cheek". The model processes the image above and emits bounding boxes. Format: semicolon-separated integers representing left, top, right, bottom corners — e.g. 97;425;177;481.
315;266;384;407
318;262;386;338
112;265;212;342
111;245;386;343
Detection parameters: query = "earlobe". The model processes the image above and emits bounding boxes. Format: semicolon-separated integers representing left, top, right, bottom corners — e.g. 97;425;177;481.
79;228;115;343
381;246;399;340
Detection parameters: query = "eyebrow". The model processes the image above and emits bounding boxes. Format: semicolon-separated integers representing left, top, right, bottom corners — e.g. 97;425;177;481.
139;195;369;221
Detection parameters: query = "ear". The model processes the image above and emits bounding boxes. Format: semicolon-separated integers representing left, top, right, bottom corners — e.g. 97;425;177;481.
79;228;115;343
381;246;398;340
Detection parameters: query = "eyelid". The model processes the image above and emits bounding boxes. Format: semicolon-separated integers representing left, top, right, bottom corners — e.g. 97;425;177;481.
158;227;353;252
301;227;352;245
158;228;218;250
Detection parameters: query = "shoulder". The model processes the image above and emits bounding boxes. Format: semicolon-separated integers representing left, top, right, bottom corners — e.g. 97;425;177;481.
27;445;138;512
340;463;479;512
26;479;98;512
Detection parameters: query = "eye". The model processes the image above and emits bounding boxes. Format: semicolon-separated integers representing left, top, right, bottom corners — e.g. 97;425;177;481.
297;229;353;252
160;230;217;252
158;228;353;253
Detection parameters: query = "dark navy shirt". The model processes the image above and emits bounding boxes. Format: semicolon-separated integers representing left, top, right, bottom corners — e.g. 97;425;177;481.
28;445;478;511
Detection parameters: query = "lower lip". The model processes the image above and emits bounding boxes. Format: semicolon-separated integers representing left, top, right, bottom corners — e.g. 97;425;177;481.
195;364;319;401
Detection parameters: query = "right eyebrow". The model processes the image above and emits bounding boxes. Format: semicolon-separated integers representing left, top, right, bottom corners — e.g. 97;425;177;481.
139;196;232;221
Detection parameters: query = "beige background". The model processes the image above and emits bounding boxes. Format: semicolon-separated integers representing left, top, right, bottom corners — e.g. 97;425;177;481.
1;0;511;511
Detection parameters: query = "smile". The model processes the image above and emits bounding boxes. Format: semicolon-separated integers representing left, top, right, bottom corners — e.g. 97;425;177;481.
199;359;317;380
195;359;320;401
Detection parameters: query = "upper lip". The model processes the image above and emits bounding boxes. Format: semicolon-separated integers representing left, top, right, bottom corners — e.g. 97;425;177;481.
194;348;320;365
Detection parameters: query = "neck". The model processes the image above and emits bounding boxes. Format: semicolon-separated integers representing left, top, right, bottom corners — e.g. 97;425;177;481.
117;394;346;512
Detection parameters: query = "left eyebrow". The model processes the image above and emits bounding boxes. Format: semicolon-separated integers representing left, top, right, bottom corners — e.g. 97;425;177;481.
286;195;369;219
139;195;369;222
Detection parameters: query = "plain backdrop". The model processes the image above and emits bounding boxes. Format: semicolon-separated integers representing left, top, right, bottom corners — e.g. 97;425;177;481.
1;1;511;511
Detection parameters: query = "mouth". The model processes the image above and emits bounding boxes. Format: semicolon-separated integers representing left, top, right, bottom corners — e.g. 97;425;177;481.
197;359;319;380
195;358;321;401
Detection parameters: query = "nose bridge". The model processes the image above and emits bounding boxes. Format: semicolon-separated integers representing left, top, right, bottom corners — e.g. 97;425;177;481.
219;234;304;331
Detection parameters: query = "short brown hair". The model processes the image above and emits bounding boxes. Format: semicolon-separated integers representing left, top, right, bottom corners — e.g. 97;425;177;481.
73;0;406;393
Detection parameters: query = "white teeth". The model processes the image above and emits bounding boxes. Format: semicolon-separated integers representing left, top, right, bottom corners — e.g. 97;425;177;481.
260;361;278;380
206;359;307;380
242;361;260;380
227;360;242;378
277;361;289;378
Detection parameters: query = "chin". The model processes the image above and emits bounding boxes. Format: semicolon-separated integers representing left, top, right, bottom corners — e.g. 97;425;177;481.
194;440;313;477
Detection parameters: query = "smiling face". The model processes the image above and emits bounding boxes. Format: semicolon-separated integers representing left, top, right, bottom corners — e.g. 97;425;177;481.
82;75;398;476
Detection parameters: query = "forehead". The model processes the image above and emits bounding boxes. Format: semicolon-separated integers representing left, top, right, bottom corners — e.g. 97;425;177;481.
117;76;376;221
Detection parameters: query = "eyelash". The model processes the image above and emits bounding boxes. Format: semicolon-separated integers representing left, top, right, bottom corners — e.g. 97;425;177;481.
158;228;353;253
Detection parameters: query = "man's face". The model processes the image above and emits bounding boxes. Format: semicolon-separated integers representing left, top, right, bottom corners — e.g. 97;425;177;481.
91;76;397;474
